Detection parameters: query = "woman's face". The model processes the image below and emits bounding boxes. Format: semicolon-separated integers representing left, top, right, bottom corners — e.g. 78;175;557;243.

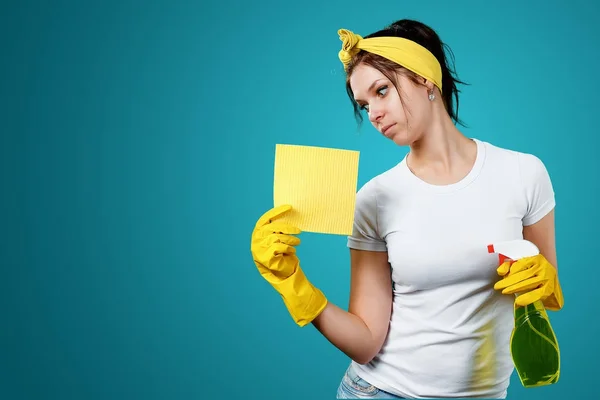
349;63;433;146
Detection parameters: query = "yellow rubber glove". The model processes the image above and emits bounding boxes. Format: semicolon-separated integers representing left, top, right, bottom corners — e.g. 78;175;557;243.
250;204;328;327
494;254;564;311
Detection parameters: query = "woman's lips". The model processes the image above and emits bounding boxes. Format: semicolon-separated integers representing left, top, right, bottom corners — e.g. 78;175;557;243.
382;123;396;137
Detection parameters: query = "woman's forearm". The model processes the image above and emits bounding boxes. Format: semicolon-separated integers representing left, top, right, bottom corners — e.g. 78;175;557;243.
311;302;379;364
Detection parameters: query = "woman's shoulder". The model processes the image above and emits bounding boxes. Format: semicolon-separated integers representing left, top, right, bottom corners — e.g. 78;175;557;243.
477;138;552;191
477;138;548;169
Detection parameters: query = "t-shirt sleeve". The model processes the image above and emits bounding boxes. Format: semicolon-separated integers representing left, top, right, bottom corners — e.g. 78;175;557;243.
519;152;556;226
347;180;388;252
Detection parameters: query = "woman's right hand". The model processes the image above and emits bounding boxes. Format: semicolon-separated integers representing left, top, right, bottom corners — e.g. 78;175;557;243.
250;204;328;327
250;204;301;281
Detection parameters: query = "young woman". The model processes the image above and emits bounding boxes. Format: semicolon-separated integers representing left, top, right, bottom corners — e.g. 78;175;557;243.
250;19;564;399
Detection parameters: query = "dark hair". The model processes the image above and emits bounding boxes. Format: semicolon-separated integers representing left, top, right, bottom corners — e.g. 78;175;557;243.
344;19;468;127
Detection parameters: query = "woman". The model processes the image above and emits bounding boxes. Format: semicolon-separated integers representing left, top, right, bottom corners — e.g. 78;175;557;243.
250;19;564;399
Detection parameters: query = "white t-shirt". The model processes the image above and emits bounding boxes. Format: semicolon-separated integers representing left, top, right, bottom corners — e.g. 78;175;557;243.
347;138;555;399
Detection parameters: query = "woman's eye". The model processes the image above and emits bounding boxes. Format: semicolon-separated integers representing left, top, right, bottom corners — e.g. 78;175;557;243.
377;85;388;96
360;104;369;112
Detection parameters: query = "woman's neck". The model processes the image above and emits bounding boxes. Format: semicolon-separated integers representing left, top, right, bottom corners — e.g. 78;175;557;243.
406;115;477;185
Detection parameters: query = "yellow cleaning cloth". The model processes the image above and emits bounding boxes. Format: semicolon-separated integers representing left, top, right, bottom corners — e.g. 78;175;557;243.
273;144;360;236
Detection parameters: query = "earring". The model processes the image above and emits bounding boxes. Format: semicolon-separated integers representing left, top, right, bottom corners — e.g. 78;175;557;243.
428;90;435;101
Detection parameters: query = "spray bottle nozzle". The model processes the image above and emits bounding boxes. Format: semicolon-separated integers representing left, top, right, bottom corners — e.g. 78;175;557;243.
487;240;539;264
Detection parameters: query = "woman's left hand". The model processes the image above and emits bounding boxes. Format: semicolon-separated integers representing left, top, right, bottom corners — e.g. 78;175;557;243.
494;254;564;310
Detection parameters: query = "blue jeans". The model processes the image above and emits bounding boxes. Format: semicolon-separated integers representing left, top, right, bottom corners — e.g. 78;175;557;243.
336;364;405;399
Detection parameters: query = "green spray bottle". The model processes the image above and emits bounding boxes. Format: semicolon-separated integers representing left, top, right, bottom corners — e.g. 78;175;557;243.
487;240;560;388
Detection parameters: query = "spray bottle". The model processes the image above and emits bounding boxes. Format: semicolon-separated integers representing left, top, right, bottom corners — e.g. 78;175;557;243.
487;240;560;388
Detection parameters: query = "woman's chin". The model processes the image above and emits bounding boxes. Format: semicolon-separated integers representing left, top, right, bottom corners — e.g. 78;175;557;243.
388;132;412;147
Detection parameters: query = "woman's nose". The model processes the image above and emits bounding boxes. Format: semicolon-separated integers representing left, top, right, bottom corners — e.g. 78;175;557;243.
368;107;384;123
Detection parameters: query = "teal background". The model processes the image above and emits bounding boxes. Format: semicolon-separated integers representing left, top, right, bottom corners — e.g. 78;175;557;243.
2;0;598;399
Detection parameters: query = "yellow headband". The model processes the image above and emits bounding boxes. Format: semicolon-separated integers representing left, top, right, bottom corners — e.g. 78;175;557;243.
338;28;443;93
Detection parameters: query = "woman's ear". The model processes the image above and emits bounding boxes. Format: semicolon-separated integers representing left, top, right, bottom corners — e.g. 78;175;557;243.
423;79;434;91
